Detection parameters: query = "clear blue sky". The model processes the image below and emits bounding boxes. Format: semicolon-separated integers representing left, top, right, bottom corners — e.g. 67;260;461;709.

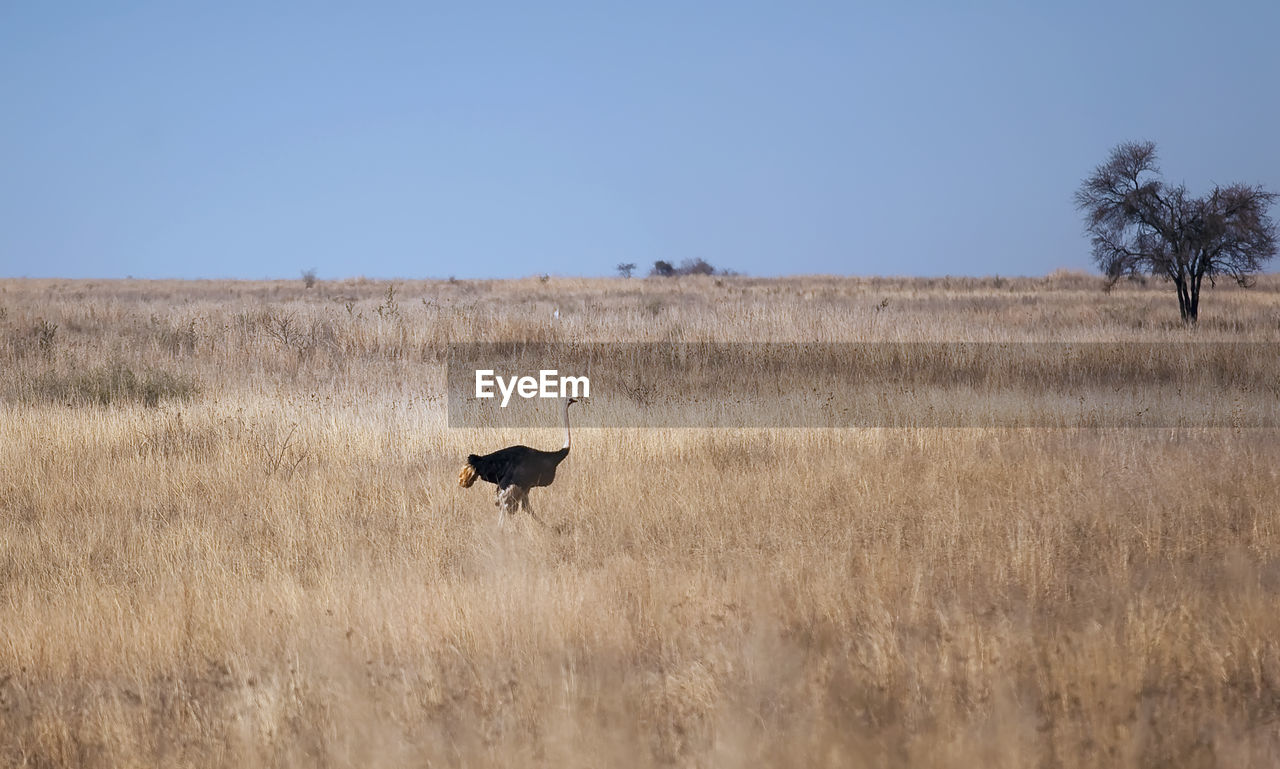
2;1;1278;280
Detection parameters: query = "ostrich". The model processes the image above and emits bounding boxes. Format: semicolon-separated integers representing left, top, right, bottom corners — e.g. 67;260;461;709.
458;397;578;526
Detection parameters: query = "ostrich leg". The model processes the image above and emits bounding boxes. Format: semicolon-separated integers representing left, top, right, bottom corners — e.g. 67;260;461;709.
496;486;522;527
521;495;549;528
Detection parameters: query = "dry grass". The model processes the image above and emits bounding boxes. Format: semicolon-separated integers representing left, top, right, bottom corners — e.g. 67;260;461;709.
2;274;1280;767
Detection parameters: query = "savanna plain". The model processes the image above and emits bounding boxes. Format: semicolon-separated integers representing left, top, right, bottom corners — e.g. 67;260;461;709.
2;273;1280;768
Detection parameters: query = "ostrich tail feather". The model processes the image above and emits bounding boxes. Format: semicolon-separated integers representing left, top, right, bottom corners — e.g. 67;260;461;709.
459;463;478;488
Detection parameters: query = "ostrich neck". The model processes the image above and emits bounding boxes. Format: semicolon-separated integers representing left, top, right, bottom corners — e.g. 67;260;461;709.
562;401;572;450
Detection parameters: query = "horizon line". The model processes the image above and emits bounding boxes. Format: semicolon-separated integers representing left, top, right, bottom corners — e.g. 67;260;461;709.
0;268;1137;283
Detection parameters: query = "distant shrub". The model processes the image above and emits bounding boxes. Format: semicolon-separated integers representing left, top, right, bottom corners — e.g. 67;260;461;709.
650;259;729;277
301;268;318;289
677;258;716;276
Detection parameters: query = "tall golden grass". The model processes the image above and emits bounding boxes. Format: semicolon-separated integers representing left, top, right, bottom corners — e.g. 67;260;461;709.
2;274;1280;767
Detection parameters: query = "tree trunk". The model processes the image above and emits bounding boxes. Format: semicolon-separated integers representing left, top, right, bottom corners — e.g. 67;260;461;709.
1188;273;1202;324
1174;276;1190;323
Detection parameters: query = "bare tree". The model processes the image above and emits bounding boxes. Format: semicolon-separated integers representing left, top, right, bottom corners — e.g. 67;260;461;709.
1075;141;1277;323
651;260;675;277
616;262;636;278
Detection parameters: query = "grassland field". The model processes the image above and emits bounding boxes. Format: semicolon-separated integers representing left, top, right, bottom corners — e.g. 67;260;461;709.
2;273;1280;767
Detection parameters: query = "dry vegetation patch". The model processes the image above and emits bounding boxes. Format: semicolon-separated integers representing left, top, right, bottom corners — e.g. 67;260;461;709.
1;275;1279;767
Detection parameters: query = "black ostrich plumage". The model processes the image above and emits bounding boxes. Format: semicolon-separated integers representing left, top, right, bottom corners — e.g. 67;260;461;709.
466;444;569;492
